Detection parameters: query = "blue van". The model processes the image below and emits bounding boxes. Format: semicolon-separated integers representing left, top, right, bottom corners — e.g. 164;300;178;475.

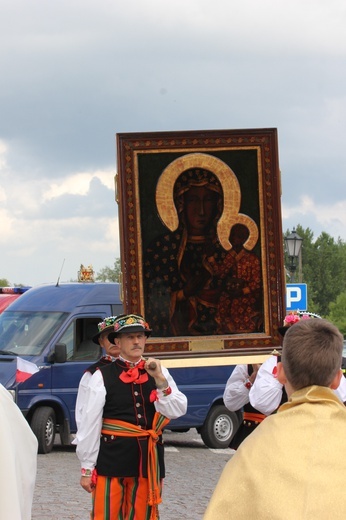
0;282;239;453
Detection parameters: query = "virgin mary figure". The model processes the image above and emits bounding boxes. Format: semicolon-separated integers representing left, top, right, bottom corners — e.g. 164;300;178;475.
144;166;227;337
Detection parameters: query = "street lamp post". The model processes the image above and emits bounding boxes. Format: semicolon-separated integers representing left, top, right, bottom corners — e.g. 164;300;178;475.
284;229;303;283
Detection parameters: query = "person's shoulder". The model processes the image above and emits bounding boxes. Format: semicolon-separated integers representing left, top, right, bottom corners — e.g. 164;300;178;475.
97;360;117;373
86;357;108;374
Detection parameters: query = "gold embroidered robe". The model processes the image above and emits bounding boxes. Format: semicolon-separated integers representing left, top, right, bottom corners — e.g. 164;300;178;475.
204;385;346;520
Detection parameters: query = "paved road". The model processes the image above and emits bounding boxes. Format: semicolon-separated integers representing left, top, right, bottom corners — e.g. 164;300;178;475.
32;429;234;520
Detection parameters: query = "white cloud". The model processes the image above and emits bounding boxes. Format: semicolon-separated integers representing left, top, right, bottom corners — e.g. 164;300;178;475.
42;169;115;201
0;159;119;284
0;211;120;286
282;196;346;240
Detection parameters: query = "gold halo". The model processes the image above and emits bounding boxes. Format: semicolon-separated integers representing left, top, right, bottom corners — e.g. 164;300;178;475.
155;152;258;251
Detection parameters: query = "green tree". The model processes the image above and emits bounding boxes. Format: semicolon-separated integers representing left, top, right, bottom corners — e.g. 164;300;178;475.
308;233;342;315
96;259;121;282
286;225;346;318
0;278;10;287
327;291;346;336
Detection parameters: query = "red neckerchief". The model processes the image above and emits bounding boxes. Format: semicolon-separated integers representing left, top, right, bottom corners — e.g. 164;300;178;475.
119;359;149;384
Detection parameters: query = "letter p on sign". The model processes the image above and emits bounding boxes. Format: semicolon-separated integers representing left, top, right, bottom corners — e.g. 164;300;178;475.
286;284;307;311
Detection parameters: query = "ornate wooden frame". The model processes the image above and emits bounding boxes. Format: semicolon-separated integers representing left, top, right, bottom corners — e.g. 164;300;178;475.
116;128;285;361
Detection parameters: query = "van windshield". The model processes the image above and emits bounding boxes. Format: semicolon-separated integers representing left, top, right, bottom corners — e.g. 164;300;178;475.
0;311;68;356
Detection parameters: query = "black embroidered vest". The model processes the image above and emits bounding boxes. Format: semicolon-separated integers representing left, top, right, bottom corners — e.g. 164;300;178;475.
95;359;165;478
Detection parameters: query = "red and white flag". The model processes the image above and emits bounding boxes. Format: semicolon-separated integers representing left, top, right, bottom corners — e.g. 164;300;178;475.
16;357;39;383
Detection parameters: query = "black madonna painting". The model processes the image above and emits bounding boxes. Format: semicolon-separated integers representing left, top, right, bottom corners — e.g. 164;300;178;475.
116;129;285;356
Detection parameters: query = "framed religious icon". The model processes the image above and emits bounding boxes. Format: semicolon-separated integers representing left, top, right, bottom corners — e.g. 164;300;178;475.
116;128;286;361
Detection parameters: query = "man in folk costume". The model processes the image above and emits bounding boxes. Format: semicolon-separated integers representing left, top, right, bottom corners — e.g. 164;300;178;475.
250;311;346;413
223;363;265;449
204;318;346;519
74;316;120;430
75;314;187;520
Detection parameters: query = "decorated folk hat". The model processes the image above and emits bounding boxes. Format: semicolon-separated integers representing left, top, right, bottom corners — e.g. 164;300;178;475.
278;311;321;337
108;314;152;342
92;316;119;344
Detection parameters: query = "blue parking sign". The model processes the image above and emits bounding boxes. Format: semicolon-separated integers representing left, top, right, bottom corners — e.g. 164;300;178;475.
286;284;307;311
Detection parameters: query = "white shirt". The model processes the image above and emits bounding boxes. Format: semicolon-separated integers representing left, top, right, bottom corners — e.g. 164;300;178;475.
223;365;250;412
335;373;346;402
0;383;38;520
250;355;346;415
75;365;187;470
249;356;282;414
74;356;117;431
75;371;93;432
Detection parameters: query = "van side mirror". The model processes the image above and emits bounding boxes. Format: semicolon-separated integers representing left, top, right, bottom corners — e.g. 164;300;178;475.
55;343;67;363
47;343;67;364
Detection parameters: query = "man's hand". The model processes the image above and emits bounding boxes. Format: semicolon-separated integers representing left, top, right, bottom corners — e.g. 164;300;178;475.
80;476;95;493
144;357;162;376
145;358;168;389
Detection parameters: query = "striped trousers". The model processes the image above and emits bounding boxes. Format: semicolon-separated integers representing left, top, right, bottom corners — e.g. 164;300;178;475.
92;475;162;520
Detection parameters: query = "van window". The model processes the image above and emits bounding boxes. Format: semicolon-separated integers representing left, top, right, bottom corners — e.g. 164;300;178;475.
59;318;102;361
0;311;67;356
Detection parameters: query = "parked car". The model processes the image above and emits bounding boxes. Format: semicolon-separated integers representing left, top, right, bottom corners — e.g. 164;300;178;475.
0;287;31;313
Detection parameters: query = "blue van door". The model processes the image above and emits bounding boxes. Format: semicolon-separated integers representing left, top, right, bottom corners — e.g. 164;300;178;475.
35;314;107;453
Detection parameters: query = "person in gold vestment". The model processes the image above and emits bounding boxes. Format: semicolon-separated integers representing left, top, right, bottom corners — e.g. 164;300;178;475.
204;318;346;520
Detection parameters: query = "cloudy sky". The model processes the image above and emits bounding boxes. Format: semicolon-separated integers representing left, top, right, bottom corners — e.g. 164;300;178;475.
1;0;346;286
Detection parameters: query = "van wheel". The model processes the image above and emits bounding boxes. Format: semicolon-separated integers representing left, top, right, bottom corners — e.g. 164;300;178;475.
31;407;56;454
200;405;238;449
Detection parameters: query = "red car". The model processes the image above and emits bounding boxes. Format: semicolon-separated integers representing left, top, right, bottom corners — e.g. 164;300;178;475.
0;287;31;313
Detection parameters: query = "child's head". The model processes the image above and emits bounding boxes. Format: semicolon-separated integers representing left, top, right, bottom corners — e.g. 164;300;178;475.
280;318;343;391
229;224;249;250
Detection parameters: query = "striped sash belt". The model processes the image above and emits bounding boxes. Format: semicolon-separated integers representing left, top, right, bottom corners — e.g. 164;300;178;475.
101;412;170;519
243;412;266;424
